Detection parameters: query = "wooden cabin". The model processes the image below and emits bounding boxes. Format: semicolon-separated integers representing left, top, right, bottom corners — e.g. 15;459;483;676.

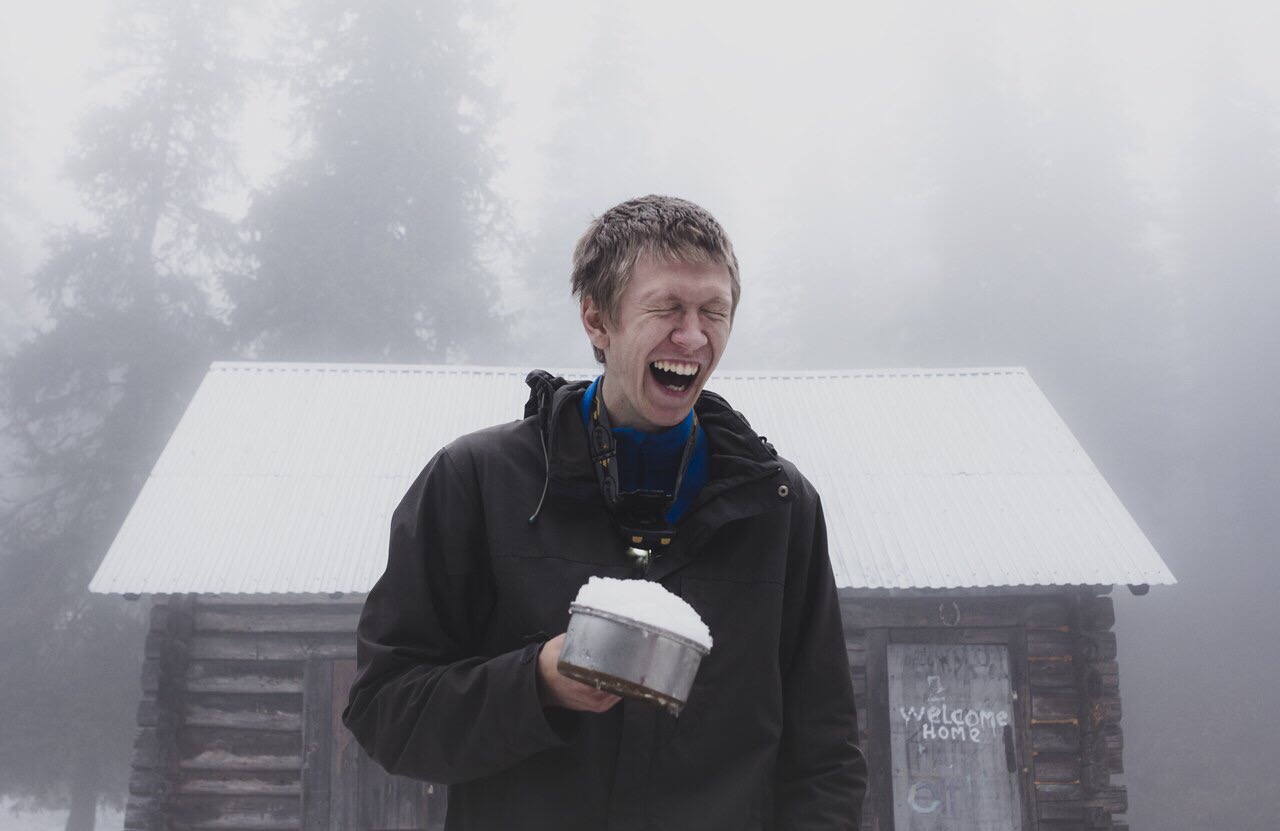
91;363;1174;831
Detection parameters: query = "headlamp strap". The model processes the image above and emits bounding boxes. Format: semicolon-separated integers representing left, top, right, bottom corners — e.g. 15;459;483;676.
585;390;700;563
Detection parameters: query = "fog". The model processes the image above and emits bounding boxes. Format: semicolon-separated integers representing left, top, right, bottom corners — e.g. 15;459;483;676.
2;1;1278;828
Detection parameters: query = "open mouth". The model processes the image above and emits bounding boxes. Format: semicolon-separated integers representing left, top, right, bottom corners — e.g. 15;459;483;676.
649;360;700;392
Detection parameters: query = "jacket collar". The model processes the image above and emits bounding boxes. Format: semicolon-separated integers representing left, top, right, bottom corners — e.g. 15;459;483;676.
524;370;795;579
526;370;788;496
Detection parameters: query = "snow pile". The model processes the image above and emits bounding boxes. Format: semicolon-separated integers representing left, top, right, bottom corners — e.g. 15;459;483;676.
573;576;713;650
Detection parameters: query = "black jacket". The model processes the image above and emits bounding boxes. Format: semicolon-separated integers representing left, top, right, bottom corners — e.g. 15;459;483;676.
343;374;867;830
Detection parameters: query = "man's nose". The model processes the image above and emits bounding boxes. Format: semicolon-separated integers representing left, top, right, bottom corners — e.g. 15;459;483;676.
670;311;709;351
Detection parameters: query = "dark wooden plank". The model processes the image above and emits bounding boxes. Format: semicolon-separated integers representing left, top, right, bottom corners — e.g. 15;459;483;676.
330;659;361;831
1008;628;1038;831
863;628;892;831
303;660;333;831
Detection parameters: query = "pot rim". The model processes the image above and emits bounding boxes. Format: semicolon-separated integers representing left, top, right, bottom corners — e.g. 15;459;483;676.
568;603;711;655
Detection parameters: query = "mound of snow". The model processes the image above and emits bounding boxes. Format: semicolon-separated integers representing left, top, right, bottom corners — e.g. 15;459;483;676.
572;576;712;649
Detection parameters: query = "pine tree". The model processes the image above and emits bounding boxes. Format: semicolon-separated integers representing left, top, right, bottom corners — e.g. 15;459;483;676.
0;2;244;828
229;0;509;364
516;6;652;368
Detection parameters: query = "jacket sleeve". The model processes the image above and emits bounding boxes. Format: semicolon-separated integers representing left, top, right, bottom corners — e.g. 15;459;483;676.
775;483;869;829
341;446;573;784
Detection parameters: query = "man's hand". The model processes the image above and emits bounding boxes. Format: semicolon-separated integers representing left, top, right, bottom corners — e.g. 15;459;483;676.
536;633;622;713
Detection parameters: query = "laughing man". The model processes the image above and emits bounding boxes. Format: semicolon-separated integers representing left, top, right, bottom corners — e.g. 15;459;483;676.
343;195;868;830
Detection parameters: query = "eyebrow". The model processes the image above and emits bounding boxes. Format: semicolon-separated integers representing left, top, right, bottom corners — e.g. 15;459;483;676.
640;292;730;307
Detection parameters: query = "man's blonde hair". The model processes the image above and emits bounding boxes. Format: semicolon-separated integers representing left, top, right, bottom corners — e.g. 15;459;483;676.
571;195;740;363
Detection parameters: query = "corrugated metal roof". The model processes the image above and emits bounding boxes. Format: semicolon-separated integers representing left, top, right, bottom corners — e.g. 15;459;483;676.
88;362;1175;595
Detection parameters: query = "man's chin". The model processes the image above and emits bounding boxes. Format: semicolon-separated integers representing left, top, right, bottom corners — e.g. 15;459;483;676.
643;383;701;428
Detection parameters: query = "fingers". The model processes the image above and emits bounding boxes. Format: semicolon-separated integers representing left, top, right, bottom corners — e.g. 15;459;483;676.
535;633;621;712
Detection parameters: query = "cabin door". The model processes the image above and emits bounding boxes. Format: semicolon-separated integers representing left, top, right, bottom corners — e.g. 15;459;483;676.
303;658;448;830
882;632;1032;831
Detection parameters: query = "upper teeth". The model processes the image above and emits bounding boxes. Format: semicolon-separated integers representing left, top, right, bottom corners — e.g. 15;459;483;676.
652;360;698;376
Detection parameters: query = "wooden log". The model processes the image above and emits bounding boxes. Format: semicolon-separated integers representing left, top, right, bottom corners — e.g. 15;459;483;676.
128;766;159;797
187;659;306;695
1032;723;1080;754
1029;656;1076;688
178;769;301;797
140;658;162;694
1032;691;1080;722
1079;596;1115;632
1084;805;1113;828
840;595;1071;630
1077;632;1117;662
1035;781;1086;801
173;794;300;830
131;726;161;770
179;726;302;771
196;608;361;635
1086;697;1123;728
1037;800;1085;821
1103;728;1124;772
197;593;364;607
1027;629;1075;658
123;794;160;831
1084;786;1128;814
185;703;304;732
1081;761;1111;792
1034;753;1082;783
190;633;356;661
137;697;158;729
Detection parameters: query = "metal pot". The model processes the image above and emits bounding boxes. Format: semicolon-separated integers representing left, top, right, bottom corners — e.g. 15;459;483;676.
558;603;710;715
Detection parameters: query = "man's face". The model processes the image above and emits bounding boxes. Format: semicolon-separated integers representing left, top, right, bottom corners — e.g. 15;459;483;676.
582;256;734;432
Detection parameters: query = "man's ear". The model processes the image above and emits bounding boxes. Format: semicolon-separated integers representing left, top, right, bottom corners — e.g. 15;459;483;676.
581;296;610;354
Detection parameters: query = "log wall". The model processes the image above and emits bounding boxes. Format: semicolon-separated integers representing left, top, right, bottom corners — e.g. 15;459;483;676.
842;590;1128;831
125;591;1126;830
124;596;362;831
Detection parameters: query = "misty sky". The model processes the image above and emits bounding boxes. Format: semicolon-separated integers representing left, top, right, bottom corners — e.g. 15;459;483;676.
8;1;1280;344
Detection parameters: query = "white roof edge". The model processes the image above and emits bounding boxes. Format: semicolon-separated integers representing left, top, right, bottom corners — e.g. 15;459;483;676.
209;360;1030;379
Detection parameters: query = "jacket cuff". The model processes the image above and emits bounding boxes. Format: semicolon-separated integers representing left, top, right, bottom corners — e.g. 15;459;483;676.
510;641;578;749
